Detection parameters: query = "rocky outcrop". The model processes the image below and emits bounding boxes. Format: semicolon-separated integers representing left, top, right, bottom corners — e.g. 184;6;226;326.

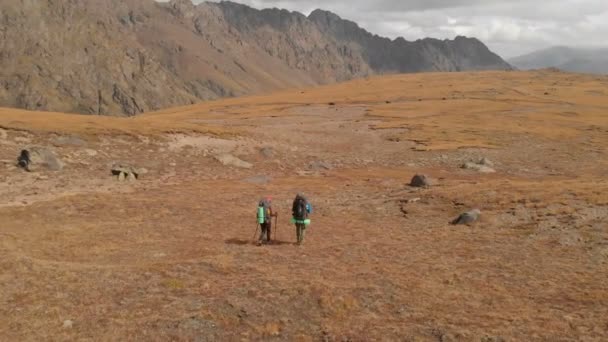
17;147;63;172
0;0;511;116
111;163;147;181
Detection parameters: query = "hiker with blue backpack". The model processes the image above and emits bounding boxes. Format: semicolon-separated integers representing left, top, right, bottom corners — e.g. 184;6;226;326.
291;193;312;245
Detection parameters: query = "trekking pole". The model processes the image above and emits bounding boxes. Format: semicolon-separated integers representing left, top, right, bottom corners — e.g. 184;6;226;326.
252;222;259;242
274;213;279;241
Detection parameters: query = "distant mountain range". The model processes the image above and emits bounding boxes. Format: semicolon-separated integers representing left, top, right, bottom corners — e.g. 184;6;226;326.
509;46;608;74
0;0;511;116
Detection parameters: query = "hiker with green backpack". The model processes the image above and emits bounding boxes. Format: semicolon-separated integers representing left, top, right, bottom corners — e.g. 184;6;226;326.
291;193;312;245
256;196;277;245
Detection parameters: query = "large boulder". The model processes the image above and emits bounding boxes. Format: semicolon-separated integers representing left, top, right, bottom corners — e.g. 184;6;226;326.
410;174;433;188
17;147;63;172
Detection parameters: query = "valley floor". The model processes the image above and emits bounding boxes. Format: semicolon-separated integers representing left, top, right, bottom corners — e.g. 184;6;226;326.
1;70;607;341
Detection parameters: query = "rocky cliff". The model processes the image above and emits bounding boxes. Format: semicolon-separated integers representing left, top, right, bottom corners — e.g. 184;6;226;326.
0;0;511;115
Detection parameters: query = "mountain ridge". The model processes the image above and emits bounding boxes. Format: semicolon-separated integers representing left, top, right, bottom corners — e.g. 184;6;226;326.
0;0;511;116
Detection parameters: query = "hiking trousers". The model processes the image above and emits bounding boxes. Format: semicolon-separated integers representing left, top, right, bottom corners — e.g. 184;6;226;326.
295;223;306;245
259;222;272;242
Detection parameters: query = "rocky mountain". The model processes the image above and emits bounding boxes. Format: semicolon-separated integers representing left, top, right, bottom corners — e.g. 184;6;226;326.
509;46;608;74
0;0;511;116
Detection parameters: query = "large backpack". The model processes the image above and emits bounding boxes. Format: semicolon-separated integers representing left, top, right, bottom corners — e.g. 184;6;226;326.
292;196;307;220
258;200;270;224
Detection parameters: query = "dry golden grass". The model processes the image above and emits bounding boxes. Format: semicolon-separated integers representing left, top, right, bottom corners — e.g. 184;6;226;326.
0;70;607;340
2;70;607;148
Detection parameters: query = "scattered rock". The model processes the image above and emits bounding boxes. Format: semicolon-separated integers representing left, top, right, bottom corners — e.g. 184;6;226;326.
462;162;496;173
451;209;481;225
111;163;145;181
17;147;64;172
307;161;332;171
410;174;433;188
259;147;275;158
63;320;73;329
214;153;252;169
51;135;87;147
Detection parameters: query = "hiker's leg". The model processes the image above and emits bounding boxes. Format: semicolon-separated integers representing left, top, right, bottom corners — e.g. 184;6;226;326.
295;224;300;243
259;224;267;242
297;224;304;244
300;226;306;244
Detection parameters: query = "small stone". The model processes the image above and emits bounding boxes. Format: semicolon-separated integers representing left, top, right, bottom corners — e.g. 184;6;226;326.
63;320;73;329
118;172;126;181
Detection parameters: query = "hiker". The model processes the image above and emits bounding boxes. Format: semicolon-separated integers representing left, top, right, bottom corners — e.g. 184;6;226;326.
291;193;312;245
257;196;277;245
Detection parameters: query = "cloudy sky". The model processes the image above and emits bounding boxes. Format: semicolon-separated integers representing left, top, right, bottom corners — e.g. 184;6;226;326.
196;0;608;58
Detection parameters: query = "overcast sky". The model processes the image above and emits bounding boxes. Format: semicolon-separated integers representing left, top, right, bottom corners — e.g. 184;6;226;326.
195;0;608;58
